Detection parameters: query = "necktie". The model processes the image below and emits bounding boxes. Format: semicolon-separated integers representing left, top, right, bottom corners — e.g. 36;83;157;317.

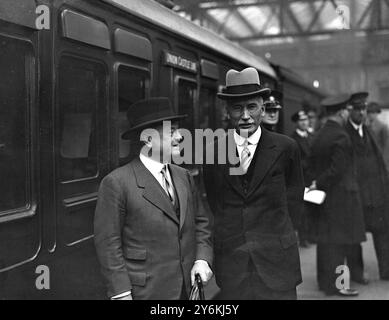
161;165;175;205
240;140;252;174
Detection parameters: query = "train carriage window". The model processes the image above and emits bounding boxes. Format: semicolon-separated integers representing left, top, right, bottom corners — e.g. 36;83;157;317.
117;66;149;164
177;79;197;131
199;86;216;130
58;57;105;182
0;35;33;213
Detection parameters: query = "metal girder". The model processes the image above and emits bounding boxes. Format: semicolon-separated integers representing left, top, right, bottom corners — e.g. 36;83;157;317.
174;0;389;42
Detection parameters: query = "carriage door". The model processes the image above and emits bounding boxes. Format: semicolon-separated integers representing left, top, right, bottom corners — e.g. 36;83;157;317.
56;56;108;248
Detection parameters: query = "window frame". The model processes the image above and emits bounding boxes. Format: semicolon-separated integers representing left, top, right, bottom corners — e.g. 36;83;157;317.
174;76;198;132
114;62;151;164
0;32;37;224
56;54;107;184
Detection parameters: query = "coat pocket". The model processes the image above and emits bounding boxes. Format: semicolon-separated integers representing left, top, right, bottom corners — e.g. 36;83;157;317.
124;248;147;261
129;272;147;286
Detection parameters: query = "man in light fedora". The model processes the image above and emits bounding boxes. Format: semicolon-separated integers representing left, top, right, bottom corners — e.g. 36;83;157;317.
203;67;304;300
94;97;213;300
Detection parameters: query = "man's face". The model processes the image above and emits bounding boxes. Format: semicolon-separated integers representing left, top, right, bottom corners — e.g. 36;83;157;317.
263;108;280;125
297;117;310;131
349;104;367;125
227;97;265;136
148;122;182;162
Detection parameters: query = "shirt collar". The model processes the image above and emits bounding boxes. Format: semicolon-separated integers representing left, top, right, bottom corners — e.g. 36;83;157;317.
139;153;165;176
296;128;308;138
233;125;262;146
349;119;363;131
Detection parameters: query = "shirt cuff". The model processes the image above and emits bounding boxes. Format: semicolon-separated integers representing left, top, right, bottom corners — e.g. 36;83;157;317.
195;260;209;268
111;291;132;300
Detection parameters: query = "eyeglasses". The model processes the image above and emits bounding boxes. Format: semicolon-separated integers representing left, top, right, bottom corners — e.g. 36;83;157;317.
229;104;262;116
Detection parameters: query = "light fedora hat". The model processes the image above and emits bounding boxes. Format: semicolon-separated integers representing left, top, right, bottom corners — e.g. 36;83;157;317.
217;67;271;100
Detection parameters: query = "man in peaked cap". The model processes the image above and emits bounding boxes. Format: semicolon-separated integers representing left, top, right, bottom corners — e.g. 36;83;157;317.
308;94;366;296
203;67;304;300
94;97;213;300
262;91;283;132
290;110;312;248
346;92;389;283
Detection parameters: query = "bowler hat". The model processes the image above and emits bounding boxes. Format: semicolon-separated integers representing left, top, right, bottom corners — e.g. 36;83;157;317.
121;97;186;140
217;67;270;100
291;110;308;122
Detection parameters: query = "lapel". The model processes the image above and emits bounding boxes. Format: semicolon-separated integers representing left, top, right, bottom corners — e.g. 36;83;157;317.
247;127;280;197
346;121;363;144
131;158;179;225
169;165;189;231
222;131;245;196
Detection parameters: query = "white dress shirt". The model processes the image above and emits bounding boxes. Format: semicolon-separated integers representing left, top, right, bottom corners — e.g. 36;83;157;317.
349;119;364;138
234;125;262;164
140;153;174;192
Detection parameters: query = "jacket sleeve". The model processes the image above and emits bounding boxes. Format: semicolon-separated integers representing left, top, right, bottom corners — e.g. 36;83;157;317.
285;140;305;229
94;175;132;298
188;171;214;267
315;135;349;191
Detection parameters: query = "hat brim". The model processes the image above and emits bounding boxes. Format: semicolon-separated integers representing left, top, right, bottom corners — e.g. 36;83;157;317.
265;105;282;110
217;88;271;100
121;114;187;140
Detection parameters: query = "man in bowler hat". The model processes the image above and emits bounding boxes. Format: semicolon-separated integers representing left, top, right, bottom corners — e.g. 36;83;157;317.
308;94;366;296
203;67;304;300
94;97;213;300
345;92;389;282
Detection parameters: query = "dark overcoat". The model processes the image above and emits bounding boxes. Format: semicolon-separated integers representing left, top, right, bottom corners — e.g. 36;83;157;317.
309;120;366;244
345;121;389;230
94;158;213;299
203;127;304;292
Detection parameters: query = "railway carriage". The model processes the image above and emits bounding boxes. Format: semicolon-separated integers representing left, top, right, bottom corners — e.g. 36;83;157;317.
0;0;323;299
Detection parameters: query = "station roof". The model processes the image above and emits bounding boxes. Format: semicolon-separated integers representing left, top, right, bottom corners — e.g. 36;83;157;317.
173;0;389;45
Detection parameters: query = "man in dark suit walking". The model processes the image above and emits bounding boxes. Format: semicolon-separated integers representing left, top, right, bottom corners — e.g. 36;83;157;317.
94;98;213;300
308;94;366;296
203;67;304;300
290;111;312;247
345;92;389;282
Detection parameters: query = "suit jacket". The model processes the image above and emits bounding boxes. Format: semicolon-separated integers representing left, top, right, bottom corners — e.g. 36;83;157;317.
203;127;304;292
290;131;312;184
309;120;366;244
94;158;213;299
345;122;389;229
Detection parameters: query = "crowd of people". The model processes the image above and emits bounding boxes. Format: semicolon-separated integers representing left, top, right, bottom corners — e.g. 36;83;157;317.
93;66;389;300
288;92;389;296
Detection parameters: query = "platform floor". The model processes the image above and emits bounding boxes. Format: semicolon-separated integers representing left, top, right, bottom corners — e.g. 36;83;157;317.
297;233;389;300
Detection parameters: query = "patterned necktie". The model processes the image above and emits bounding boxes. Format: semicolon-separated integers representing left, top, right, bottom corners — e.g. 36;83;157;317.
240;140;252;174
161;165;175;205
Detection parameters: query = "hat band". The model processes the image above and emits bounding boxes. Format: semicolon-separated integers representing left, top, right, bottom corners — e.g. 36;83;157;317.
224;83;261;95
